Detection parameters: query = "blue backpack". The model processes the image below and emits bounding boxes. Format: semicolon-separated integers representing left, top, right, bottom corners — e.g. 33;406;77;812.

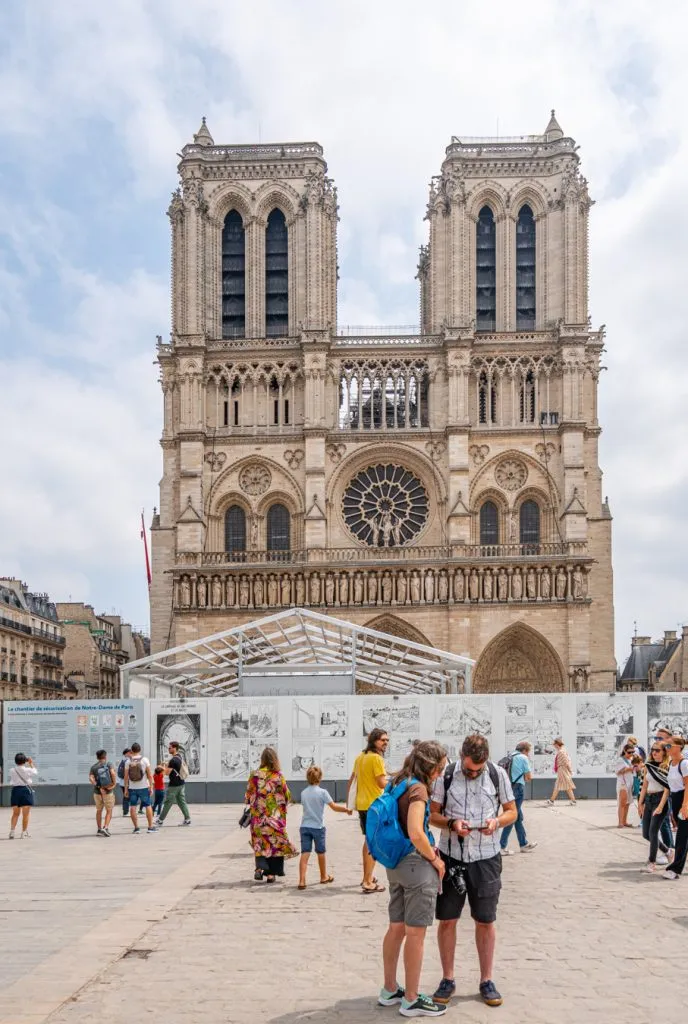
366;777;425;869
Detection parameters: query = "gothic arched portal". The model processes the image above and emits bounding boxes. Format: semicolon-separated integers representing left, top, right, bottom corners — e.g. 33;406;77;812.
473;623;566;693
364;614;432;649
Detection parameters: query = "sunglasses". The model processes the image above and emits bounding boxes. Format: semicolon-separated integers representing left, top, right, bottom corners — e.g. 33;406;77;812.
651;748;662;754
461;762;486;778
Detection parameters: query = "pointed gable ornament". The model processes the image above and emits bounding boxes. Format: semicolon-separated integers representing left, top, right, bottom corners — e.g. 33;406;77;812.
544;109;564;141
193;116;214;147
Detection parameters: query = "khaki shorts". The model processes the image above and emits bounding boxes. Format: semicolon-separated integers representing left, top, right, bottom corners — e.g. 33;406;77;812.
387;850;438;928
94;791;116;810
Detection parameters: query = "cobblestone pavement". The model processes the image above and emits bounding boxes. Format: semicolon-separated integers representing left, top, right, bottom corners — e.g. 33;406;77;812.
1;799;685;1024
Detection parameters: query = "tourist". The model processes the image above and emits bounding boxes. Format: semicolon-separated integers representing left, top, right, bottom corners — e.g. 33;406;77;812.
499;741;538;855
628;735;647;760
117;747;132;816
379;740;448;1018
348;727;389;894
152;764;166;819
638;741;672;872
89;749;117;837
297;765;352;890
245;747;297;883
8;753;38;839
123;742;156;834
663;736;688;881
546;738;576;806
615;743;636;828
156;741;191;827
429;733;517;1009
651;728;676;852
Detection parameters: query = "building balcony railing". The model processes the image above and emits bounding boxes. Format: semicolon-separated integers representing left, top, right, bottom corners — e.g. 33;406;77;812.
32;627;66;645
0;614;32;637
32;653;64;667
33;677;63;690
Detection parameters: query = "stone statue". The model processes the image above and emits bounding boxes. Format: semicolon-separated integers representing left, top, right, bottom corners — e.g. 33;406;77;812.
393;519;403;546
381;510;393;547
310;573;321;605
498;569;508;602
540;570;551;600
381;572;392;604
526;568;537;599
281;575;292;606
469;570;479;601
253;575;264;607
325;573;335;605
212;576;223;607
438;570;449;603
368;515;380;547
180;576;191;608
396;572;407;605
511;570;523;601
353;572;365;604
453;570;464;602
410;571;421;604
368;572;378;604
268;575;278;607
197;576;207;608
424;569;435;603
572;568;584;600
226;576;236;607
483;571;493;601
239;576;250;608
250;516;259;549
556;568;567;599
295;574;306;606
339;573;349;606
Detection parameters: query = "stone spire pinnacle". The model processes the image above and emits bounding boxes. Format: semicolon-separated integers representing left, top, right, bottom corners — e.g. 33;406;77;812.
544;109;563;141
193;116;214;147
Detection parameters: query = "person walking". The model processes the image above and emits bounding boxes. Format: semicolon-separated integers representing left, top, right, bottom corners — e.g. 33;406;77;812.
638;741;672;872
546;738;576;806
89;749;117;837
297;765;352;890
499;742;537;855
152;765;166;819
156;741;191;827
429;734;517;1009
245;747;297;883
123;742;156;834
8;753;38;839
663;736;688;881
651;727;676;853
379;741;448;1018
615;743;636;828
347;727;389;894
117;747;132;816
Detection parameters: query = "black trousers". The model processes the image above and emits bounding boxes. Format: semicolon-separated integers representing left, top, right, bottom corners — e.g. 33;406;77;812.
669;792;688;877
642;792;669;863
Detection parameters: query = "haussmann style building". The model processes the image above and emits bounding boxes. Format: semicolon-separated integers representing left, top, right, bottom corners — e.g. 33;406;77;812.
150;111;615;693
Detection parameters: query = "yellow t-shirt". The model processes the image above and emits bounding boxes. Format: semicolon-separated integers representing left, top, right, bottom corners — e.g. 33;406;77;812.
354;751;387;811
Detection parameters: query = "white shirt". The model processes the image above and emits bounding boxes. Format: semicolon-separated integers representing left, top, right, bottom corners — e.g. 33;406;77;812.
431;762;513;864
10;765;38;787
124;756;151;790
668;758;688;794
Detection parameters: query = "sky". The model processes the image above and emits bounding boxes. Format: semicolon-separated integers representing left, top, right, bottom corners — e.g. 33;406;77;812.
0;0;686;664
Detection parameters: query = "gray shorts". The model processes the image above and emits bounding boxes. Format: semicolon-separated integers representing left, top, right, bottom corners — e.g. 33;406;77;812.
387;850;438;928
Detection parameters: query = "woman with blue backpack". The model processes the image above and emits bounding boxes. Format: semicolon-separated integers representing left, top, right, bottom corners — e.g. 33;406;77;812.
374;740;448;1018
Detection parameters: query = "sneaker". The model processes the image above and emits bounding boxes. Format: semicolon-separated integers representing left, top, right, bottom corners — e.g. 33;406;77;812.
97;828;107;837
103;828;111;837
147;827;158;834
21;831;30;839
479;981;503;1007
544;800;554;807
432;979;456;1006
399;994;446;1017
640;863;656;873
378;986;405;1006
8;831;15;839
656;853;669;866
181;819;192;826
521;842;538;852
663;870;679;880
155;819;163;827
133;827;141;834
500;848;515;856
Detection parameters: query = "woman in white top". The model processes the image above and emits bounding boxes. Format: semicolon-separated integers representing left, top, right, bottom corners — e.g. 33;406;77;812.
615;743;635;828
9;752;38;839
637;741;672;872
664;736;688;881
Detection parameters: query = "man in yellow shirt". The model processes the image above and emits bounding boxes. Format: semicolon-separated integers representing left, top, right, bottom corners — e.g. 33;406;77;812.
348;728;389;893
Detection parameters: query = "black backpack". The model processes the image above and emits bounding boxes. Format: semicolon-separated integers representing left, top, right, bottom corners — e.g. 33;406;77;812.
441;760;501;815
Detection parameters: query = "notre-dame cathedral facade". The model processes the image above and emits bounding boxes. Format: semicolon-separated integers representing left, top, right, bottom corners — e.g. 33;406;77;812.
150;112;615;693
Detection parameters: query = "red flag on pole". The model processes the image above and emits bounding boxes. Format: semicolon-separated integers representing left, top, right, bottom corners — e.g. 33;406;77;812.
141;510;152;588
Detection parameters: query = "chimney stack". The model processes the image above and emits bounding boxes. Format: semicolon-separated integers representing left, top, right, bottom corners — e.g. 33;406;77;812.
631;635;652;647
664;630;677;647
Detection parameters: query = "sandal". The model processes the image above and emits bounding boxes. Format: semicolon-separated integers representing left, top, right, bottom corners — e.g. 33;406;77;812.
360;876;378;887
254;869;264;881
320;876;335;884
362;883;386;893
298;883;307;890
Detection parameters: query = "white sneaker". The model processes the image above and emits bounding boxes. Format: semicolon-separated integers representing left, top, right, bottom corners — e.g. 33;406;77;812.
21;831;30;839
521;842;538;852
500;849;515;856
544;800;554;807
8;831;15;840
640;863;655;873
662;870;679;880
656;853;669;866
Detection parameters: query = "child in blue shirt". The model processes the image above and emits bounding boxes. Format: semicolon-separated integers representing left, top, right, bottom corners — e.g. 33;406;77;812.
298;765;352;889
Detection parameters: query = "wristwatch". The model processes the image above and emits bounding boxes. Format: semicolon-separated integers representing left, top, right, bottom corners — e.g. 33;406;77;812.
446;818;456;832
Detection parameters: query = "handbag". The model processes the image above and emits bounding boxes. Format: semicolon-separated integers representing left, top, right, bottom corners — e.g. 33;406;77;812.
238;805;251;828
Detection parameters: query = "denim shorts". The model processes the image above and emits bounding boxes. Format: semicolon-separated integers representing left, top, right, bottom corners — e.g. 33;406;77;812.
128;789;151;808
300;826;326;854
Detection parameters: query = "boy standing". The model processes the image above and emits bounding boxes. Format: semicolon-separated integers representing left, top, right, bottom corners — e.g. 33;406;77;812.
89;749;116;837
298;765;352;889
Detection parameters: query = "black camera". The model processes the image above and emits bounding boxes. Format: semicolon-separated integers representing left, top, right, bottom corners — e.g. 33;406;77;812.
446;863;467;897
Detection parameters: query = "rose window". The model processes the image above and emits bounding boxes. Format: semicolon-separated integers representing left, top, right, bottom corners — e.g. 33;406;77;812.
342;464;429;546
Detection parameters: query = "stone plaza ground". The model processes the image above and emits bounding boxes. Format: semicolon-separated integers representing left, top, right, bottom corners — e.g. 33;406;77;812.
0;800;684;1024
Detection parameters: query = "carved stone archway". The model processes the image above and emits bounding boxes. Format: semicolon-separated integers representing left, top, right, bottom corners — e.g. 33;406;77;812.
364;614;432;648
473;623;566;693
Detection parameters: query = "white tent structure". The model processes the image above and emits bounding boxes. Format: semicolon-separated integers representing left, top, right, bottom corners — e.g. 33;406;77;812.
122;608;474;698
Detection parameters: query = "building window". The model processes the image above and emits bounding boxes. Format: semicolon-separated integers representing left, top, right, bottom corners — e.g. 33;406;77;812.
478;371;497;424
265;209;289;337
519;499;540;550
520;370;535;423
224;505;246;557
479;501;499;546
222;211;246;339
516;204;536;329
476;205;496;332
267;503;290;557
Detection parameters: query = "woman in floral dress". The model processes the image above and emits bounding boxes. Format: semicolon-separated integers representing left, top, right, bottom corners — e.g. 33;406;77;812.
546;737;577;806
245;747;297;882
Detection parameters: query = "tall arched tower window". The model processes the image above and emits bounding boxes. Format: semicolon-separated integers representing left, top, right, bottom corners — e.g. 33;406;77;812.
478;371;497;425
265;209;289;336
479;501;499;546
267;503;290;558
222;211;246;339
520;370;535;423
476;206;496;332
224;505;246;557
516;204;536;329
519;499;540;551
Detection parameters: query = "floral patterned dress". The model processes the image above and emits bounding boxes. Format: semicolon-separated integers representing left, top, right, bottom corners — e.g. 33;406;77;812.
555;746;575;790
245;768;297;874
